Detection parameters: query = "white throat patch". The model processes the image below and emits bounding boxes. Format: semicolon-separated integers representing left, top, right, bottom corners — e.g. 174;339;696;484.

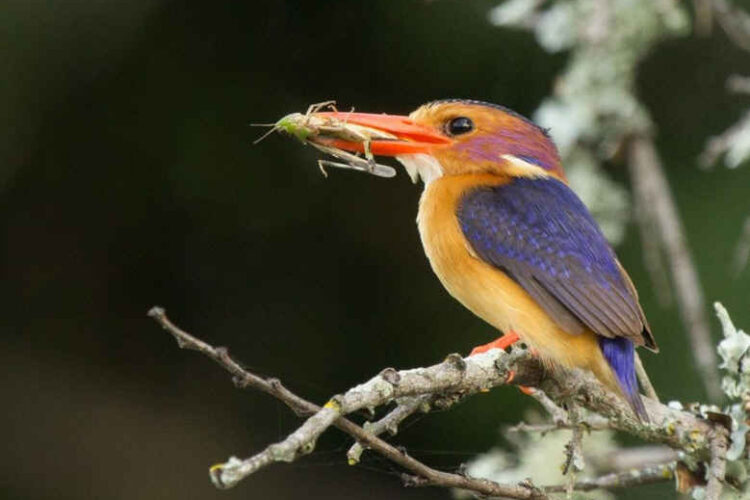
395;154;444;185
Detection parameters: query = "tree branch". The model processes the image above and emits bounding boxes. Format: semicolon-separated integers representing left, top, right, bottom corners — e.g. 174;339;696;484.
147;307;546;499
629;135;722;401
149;306;721;497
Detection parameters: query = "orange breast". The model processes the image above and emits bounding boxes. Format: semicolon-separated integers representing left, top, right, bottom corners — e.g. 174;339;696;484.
416;174;617;388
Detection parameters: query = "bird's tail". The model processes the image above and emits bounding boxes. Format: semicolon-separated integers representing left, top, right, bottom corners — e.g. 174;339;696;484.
597;337;648;421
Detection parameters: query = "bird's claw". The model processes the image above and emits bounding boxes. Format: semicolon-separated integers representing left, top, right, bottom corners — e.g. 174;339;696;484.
469;331;521;356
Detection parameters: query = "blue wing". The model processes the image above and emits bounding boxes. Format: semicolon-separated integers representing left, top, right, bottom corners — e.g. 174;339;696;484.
457;177;656;350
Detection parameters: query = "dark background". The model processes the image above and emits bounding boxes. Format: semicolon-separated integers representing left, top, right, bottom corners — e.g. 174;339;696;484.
3;1;750;499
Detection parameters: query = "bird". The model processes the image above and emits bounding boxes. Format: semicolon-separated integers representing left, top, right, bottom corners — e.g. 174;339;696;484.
308;99;658;419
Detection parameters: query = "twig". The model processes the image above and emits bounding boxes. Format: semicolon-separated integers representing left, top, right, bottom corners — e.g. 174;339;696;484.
635;352;660;402
148;307;546;499
525;387;569;425
727;75;750;95
693;0;714;36
543;462;675;493
583;0;611;44
712;0;750;54
562;405;585;497
589;445;677;472
632;182;673;307
629;135;722;401
705;427;730;500
699;75;750;175
700;108;750;169
732;215;750;275
211;345;539;493
563;409;584;476
506;415;612;435
347;395;431;465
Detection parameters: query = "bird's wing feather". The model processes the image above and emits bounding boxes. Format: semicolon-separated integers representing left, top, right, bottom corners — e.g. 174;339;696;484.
457;177;655;349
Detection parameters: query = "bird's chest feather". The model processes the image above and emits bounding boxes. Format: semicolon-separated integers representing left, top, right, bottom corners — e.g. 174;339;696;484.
415;175;601;368
417;175;535;332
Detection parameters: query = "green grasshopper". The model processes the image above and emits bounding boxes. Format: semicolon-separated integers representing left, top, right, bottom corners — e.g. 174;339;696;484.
255;101;396;178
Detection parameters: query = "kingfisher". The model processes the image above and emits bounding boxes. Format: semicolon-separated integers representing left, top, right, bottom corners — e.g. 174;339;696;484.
306;99;658;419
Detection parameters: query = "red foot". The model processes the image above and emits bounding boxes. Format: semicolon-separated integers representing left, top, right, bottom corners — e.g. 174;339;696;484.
469;332;539;394
469;331;521;356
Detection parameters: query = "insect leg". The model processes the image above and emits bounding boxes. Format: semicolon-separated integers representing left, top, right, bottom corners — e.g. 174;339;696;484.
306;100;337;115
363;138;378;173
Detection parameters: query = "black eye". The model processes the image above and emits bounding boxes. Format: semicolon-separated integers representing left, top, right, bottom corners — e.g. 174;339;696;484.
446;116;474;136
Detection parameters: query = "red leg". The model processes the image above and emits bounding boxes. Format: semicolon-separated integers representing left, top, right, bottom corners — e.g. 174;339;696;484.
469;331;520;356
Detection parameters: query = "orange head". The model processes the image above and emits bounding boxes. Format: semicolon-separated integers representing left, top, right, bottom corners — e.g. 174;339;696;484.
312;99;565;183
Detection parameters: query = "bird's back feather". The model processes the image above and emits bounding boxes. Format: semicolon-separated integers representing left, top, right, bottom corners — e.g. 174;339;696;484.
456;176;655;351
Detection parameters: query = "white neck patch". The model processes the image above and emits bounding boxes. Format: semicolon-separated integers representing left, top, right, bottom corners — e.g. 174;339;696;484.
395;154;444;185
500;154;551;178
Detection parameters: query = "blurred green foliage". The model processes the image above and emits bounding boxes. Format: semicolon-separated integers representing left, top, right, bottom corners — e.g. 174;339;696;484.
2;1;750;499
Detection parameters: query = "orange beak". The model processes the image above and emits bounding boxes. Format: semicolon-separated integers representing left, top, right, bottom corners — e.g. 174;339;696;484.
310;112;453;156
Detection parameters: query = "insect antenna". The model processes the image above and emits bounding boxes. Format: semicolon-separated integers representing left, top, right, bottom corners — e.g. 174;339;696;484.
249;123;281;145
